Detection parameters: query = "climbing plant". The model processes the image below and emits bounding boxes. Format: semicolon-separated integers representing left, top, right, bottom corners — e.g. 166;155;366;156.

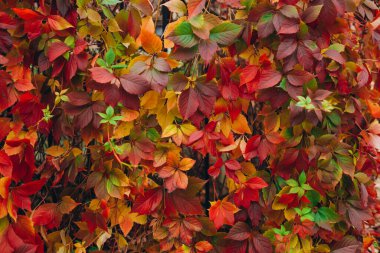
0;0;379;252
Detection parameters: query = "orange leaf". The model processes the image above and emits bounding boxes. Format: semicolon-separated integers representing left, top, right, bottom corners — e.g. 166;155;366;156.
187;0;206;18
179;158;196;171
366;99;380;118
140;31;163;54
209;198;239;229
58;196;79;214
231;114;252;134
47;15;73;31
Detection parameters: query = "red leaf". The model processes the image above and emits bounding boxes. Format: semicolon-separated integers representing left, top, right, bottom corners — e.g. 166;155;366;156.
90;67;116;83
225;222;251;241
13;179;46;196
257;12;274;38
12;8;43;21
324;49;346;64
187;0;206;18
0;150;12;177
132;188;163;214
120;74;150;95
47;15;73;31
12;93;43;127
209;198;239;229
240;65;259;85
66;91;91;106
199;39;218;64
273;14;299;34
14;79;35;92
287;70;314;86
225;160;241;171
32;203;62;229
302;5;323;23
245;177;268;190
0;12;17;29
257;69;282;89
82;211;108;233
167;190;204;215
47;41;70;62
179;88;199;119
252;234;273;253
277;38;297;59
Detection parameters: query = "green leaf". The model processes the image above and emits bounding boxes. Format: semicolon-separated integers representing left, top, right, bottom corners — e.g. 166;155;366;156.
328;43;345;53
327;112;341;126
302;213;315;222
301;184;313;191
111;64;129;69
286;179;298;187
147;128;160;142
298;171;306;185
188;14;204;29
96;58;107;67
315;207;340;223
167;22;198;48
64;36;75;48
111;116;124;121
210;22;242;46
305;190;320;206
98;112;108;119
105;48;116;66
106;106;114;117
101;0;122;5
241;0;256;10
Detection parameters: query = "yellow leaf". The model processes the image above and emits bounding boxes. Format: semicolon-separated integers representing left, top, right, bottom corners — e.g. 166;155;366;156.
231;114;252;134
45;146;65;157
165;91;178;112
313;244;330;252
108;18;121;32
241;162;256;176
121;108;139;122
284;208;296;221
162;124;178;138
140;90;159;109
140;31;162;54
272;186;291;210
114;121;134;139
180;123;197;136
87;9;102;26
118;205;146;236
220;116;232;137
59;196;79;214
179;158;196;171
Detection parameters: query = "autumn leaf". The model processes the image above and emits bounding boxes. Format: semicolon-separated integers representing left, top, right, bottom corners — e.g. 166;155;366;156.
187;0;206;18
209;198;239;229
158;152;195;192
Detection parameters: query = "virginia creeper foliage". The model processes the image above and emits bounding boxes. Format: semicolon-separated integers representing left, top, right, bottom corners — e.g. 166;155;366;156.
0;0;380;252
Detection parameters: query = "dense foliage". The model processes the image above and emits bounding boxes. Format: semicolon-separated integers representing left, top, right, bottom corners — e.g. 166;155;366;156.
0;0;380;252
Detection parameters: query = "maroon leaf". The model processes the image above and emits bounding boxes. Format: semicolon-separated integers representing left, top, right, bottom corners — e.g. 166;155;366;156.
179;88;199;119
302;5;323;23
257;69;282;89
252;234;273;253
287;70;314;86
120;74;150;95
47;41;70;62
225;222;251;241
132;188;163;215
199;39;218;63
257;12;274;38
0;150;12;177
324;49;345;64
277;38;297;60
90;67;116;83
